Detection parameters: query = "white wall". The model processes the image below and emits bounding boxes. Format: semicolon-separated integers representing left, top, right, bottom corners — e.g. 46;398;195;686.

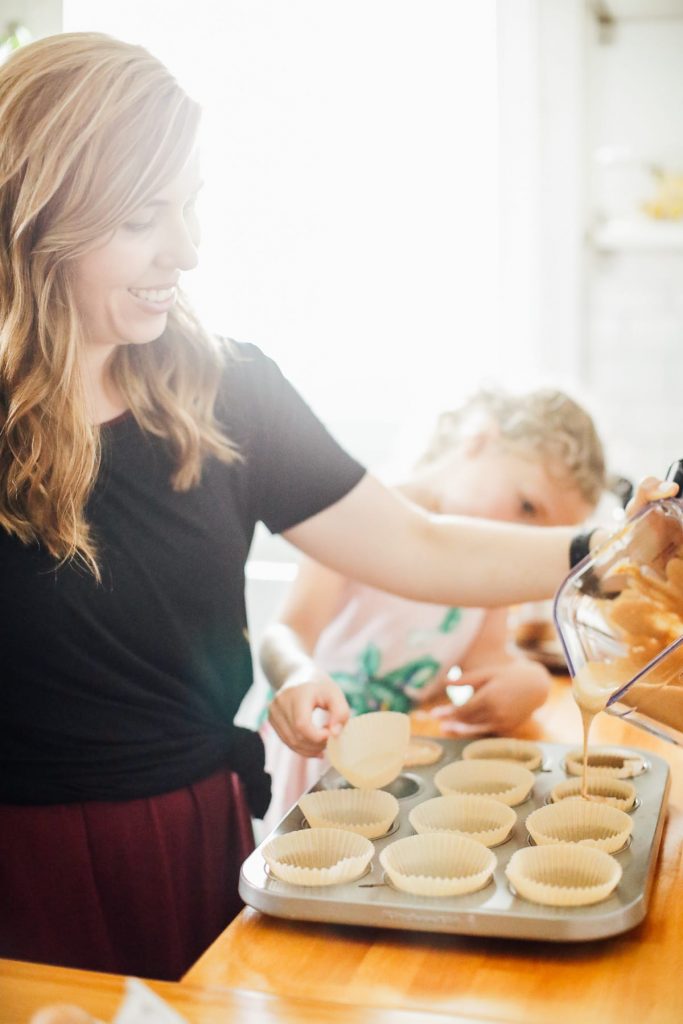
0;0;61;37
497;0;589;390
63;0;501;472
585;10;683;481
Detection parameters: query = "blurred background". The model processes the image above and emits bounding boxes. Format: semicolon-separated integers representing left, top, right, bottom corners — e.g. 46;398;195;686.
3;0;683;687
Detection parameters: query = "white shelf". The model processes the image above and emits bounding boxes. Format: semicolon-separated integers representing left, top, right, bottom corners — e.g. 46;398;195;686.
590;216;683;252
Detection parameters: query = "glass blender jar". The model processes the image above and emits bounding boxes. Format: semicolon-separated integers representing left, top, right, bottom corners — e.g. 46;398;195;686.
553;460;683;745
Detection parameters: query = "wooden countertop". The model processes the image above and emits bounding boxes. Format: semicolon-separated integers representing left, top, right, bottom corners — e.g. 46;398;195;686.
185;679;683;1024
0;959;467;1024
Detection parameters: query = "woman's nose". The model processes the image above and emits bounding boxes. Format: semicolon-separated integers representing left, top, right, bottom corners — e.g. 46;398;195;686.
158;218;199;272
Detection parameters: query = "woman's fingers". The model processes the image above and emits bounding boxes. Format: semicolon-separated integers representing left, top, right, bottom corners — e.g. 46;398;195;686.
626;476;678;516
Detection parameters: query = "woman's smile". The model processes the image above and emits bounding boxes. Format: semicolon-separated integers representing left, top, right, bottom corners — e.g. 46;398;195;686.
128;284;178;314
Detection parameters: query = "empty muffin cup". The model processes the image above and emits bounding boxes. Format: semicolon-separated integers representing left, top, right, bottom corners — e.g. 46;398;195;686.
380;832;496;897
462;737;543;771
409;793;516;847
525;797;633;854
298;788;399;839
506;843;622;906
434;759;535;806
262;827;374;886
550;774;637;812
326;711;411;789
403;738;444;767
564;748;645;779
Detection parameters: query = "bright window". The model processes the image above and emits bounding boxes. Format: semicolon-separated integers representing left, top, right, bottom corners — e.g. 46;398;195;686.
63;1;499;465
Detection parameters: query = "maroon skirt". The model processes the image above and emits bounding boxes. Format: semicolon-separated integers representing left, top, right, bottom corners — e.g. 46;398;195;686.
0;769;254;980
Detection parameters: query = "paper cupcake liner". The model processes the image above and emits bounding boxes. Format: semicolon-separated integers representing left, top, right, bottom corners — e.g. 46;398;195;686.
409;793;516;847
380;832;496;897
403;738;444;767
262;827;374;886
550;774;637;812
326;711;411;789
505;843;622;906
434;759;535;807
564;748;645;779
298;789;399;839
525;797;633;854
463;738;543;771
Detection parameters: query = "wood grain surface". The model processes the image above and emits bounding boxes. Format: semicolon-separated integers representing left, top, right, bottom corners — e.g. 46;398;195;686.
0;958;477;1024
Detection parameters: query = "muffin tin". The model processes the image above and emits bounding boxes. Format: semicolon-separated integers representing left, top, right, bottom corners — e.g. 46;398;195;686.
239;738;670;941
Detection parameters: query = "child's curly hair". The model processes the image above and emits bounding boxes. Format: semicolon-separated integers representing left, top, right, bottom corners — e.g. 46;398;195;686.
418;389;606;507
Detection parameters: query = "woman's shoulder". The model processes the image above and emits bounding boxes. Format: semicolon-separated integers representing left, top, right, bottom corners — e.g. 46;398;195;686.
218;338;279;382
214;339;284;422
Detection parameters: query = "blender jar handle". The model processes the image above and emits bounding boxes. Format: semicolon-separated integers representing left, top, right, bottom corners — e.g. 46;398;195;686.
665;459;683;494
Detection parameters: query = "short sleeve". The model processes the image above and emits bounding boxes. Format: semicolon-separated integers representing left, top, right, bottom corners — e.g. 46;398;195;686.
218;342;366;534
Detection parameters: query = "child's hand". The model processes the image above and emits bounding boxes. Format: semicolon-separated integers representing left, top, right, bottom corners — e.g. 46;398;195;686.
268;670;350;757
429;661;550;736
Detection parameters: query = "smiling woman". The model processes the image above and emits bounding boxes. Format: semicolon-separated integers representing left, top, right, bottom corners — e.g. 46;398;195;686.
0;33;232;573
62;0;502;451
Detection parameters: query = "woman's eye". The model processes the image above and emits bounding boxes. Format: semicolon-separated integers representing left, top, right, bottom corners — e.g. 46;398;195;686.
123;218;155;233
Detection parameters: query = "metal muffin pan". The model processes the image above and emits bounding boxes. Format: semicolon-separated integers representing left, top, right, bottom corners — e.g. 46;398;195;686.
239;738;670;941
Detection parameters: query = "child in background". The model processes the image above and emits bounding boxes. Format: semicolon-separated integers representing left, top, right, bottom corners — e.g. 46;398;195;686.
260;388;606;827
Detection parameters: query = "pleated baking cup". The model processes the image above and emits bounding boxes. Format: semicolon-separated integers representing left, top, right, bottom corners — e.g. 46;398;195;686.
434;759;535;806
409;793;516;847
403;737;444;767
462;737;543;771
326;711;411;789
505;843;622;907
380;832;497;897
262;828;374;886
550;774;637;812
526;797;633;854
564;748;646;779
298;788;399;839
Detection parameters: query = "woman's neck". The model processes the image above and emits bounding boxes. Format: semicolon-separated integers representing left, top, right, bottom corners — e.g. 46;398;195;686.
81;344;128;425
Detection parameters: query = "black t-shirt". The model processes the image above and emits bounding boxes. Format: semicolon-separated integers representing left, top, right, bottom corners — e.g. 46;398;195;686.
0;342;365;804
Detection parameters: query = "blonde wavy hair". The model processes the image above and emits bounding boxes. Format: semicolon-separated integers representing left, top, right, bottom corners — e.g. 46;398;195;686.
0;33;238;577
418;388;606;507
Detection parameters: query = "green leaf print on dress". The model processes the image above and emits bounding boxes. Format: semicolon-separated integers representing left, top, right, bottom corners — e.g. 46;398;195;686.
331;643;442;716
407;607;462;648
260;608;464;722
438;607;462;633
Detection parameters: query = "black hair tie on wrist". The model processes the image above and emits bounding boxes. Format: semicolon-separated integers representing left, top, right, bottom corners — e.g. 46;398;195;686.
569;527;599;570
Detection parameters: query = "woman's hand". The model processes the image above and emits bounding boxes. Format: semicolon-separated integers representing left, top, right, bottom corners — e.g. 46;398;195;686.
625;476;678;517
268;668;350;757
429;660;551;737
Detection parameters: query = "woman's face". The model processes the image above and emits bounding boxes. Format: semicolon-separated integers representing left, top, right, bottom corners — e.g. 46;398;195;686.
72;150;202;352
431;436;594;527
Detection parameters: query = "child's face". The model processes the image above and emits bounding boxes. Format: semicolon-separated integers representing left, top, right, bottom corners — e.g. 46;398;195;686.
431;438;593;527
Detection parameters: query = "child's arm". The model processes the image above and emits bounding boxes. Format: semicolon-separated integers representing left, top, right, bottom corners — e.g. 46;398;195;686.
260;558;351;756
430;607;551;736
